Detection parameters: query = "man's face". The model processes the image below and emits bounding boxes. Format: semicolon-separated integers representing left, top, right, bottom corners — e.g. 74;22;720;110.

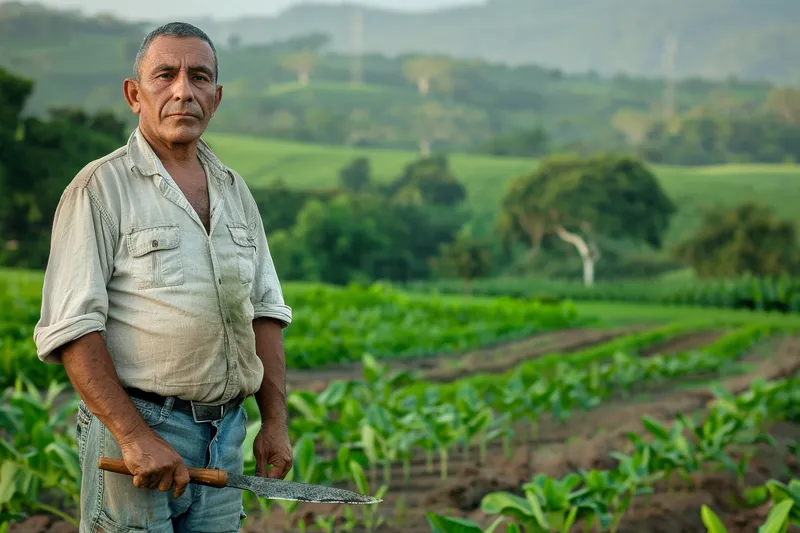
124;35;222;146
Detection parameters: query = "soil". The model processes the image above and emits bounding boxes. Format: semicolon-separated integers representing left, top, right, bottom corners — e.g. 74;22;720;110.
286;325;652;392
10;331;798;533
638;329;726;357
242;334;800;533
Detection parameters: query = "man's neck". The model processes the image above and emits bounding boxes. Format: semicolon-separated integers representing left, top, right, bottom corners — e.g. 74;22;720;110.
139;126;202;172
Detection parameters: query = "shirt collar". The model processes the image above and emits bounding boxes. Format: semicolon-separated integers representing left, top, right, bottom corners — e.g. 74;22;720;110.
125;127;234;185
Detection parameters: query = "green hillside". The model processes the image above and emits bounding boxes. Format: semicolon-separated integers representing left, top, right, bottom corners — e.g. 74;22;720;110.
204;131;800;245
4;2;793;162
189;0;800;83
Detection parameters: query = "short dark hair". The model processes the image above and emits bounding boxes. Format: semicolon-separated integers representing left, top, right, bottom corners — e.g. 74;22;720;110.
133;22;219;82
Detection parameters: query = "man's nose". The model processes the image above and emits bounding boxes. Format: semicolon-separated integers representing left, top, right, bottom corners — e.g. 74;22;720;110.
172;71;194;101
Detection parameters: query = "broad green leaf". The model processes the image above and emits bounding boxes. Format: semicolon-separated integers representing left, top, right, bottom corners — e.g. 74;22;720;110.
425;512;484;533
700;505;728;533
758;499;794;533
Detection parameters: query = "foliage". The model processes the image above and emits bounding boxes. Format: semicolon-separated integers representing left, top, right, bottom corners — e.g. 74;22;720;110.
428;373;800;532
640;113;800;166
674;201;800;278
261;155;470;285
4;2;798;161
407;274;800;313
0;66;127;269
0;272;586;381
430;234;493;295
497;153;676;285
0;377;81;527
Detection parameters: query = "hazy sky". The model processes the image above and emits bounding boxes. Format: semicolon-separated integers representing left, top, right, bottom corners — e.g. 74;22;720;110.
12;0;481;20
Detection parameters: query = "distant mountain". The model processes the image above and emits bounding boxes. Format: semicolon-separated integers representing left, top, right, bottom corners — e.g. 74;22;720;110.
177;0;800;83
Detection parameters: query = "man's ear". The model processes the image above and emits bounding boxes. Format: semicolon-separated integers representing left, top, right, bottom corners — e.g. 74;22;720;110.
211;84;223;117
123;78;142;115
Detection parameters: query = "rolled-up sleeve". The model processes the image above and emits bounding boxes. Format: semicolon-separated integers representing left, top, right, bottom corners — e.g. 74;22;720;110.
247;194;292;328
33;184;116;363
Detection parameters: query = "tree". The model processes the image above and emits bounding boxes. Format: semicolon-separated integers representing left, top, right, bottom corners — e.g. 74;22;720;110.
0;66;127;268
411;100;464;155
402;56;453;96
480;127;550;157
281;50;316;85
431;234;492;295
611;108;655;147
338;157;371;192
765;87;800;126
674;201;800;278
385;154;467;207
497;153;676;286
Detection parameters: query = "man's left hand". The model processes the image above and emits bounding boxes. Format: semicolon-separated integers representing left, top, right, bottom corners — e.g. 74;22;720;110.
254;421;293;479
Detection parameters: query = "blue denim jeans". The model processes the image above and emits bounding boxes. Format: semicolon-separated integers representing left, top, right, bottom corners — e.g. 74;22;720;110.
75;395;248;532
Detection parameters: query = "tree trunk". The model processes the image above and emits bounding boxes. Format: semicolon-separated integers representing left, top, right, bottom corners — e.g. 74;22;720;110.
419;138;431;155
417;77;430;95
555;225;598;287
298;71;309;85
463;277;472;297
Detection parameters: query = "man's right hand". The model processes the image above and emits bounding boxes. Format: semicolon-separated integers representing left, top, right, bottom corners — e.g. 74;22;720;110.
118;428;191;499
59;333;191;499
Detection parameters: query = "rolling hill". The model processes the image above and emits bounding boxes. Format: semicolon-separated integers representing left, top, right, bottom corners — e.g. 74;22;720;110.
203;130;800;245
185;0;800;83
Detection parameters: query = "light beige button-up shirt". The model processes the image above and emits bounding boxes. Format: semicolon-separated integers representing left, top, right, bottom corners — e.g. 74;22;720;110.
33;127;292;404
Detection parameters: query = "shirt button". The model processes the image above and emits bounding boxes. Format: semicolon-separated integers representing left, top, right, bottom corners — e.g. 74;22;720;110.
226;318;231;324
218;278;222;284
151;240;158;248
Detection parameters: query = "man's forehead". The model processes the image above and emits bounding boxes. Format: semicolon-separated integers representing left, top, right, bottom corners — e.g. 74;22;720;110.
142;36;214;67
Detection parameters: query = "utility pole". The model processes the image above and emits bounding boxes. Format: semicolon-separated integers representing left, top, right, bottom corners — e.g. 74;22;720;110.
662;34;678;120
350;9;364;87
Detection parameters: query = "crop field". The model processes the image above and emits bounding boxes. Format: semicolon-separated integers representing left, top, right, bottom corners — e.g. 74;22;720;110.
2;268;800;533
203;131;800;244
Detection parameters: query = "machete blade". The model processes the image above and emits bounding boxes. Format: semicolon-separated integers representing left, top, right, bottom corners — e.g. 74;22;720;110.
226;472;382;504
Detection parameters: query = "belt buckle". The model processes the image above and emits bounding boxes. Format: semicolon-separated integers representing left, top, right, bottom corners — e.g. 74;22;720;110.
190;401;224;424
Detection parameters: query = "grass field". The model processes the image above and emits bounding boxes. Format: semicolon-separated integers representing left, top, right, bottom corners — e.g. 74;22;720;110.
3;268;800;532
203;131;800;244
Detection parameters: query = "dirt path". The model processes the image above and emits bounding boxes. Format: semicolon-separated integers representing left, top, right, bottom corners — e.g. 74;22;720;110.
638;329;726;357
244;334;800;533
286;325;652;392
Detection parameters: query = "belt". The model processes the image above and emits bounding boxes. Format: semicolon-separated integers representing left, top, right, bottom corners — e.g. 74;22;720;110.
125;387;244;424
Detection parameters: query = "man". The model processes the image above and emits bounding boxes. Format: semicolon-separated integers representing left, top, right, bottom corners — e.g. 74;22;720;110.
33;22;293;532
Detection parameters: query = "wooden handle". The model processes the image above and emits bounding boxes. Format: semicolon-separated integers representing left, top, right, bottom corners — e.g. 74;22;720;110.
98;457;228;488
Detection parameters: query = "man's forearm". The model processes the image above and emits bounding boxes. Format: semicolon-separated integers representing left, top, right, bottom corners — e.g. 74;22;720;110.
252;317;288;426
60;331;153;445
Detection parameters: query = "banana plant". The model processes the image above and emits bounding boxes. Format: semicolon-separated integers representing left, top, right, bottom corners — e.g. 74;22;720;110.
701;500;794;533
765;479;800;526
348;459;388;533
0;376;80;525
481;473;607;533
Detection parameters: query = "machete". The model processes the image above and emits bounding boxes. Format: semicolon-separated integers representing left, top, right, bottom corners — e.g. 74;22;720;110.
98;457;382;504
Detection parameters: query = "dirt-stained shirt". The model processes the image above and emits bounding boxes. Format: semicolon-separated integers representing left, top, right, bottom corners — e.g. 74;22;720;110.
33;127;292;404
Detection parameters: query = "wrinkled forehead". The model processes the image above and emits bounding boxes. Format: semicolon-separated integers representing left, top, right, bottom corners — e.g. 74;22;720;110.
141;35;215;74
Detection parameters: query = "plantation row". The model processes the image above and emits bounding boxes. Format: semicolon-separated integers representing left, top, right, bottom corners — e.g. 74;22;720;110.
427;374;800;532
406;275;800;313
0;276;585;388
2;321;791;529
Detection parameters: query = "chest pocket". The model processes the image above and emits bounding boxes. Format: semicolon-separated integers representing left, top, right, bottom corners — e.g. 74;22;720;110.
127;225;184;289
228;225;257;284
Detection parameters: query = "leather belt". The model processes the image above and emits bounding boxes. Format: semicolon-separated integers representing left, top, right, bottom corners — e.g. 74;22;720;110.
125;387;244;424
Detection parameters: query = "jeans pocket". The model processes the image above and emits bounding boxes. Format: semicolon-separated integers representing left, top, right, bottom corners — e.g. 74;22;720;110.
76;400;93;465
97;509;148;532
